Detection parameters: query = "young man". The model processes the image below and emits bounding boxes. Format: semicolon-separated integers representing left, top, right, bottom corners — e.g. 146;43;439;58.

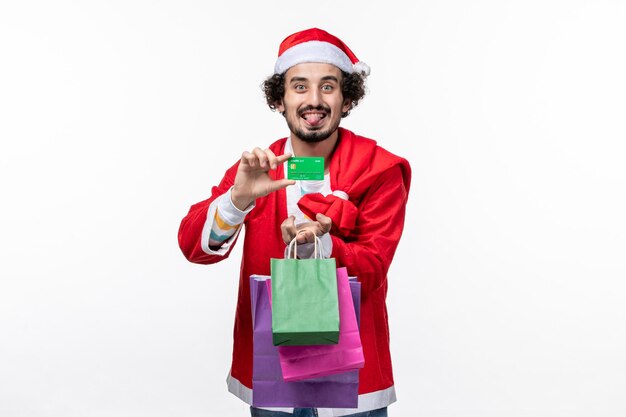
178;28;411;417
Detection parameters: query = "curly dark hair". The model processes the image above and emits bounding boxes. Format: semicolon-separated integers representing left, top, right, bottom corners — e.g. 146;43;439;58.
262;70;366;118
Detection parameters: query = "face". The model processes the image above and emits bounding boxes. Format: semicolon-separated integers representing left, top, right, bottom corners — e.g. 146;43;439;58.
277;63;351;143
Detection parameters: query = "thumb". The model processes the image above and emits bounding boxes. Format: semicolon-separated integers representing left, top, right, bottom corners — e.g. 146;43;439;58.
316;213;332;233
280;215;297;244
267;179;296;194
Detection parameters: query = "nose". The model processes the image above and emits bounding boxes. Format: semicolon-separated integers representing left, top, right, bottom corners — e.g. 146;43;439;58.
306;87;323;107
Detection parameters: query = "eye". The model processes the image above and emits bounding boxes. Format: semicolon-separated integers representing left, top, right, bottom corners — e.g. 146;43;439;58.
294;84;306;91
321;84;334;91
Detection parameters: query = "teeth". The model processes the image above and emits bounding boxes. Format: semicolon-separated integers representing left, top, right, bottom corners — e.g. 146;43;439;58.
303;113;325;119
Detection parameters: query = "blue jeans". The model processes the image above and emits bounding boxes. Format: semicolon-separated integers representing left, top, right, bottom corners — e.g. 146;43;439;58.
250;407;388;417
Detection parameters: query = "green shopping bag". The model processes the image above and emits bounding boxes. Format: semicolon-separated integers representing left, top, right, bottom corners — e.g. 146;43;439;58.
271;236;339;346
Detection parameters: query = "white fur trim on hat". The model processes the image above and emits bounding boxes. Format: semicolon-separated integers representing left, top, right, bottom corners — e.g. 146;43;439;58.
274;41;354;74
353;61;371;76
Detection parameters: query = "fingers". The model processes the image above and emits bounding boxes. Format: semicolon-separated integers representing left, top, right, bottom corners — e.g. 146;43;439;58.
252;147;269;169
281;215;297;244
241;149;292;171
266;178;296;194
240;148;270;169
275;153;293;165
284;219;324;245
241;151;257;168
295;229;315;244
264;149;280;170
316;213;332;233
294;219;328;243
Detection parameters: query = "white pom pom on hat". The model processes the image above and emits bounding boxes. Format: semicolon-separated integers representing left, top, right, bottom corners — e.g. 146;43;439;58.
274;28;370;77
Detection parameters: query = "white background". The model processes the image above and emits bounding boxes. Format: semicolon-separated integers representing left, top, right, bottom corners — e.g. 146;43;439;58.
1;1;625;416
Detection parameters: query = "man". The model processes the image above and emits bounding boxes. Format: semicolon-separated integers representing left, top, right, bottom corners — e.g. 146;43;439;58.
178;28;411;417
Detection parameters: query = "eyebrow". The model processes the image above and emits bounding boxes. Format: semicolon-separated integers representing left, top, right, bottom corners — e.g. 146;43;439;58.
320;75;340;83
288;75;340;84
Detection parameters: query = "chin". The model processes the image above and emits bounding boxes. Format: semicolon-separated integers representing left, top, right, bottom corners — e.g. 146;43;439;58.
295;128;334;143
299;135;331;143
289;121;341;144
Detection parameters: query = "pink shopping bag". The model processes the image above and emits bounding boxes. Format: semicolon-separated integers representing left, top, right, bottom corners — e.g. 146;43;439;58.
272;267;365;382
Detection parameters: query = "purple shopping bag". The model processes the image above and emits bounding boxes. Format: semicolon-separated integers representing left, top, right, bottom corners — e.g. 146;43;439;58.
251;274;361;408
277;267;364;381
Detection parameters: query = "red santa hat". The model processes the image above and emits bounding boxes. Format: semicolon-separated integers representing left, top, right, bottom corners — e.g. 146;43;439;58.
274;28;370;77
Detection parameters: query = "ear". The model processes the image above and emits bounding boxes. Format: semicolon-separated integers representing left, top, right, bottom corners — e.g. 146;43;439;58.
342;98;351;114
276;100;285;113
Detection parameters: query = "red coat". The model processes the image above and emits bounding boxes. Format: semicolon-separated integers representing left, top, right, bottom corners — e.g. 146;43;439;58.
178;128;411;396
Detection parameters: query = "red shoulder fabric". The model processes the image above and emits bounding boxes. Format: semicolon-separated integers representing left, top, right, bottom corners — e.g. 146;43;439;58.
298;127;411;237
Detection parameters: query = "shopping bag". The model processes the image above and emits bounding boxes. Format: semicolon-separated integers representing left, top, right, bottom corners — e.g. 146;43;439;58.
276;267;364;381
251;275;360;408
271;236;339;345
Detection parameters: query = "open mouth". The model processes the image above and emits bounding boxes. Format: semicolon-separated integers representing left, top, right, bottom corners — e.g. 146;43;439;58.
300;109;328;127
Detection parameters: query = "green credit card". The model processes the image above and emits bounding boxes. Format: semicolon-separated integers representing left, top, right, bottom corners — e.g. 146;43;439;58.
287;157;324;180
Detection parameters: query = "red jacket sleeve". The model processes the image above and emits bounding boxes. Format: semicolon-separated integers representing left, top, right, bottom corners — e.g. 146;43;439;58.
330;164;409;297
178;161;240;264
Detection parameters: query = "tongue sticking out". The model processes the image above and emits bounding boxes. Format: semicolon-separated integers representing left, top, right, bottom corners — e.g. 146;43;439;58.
304;113;324;126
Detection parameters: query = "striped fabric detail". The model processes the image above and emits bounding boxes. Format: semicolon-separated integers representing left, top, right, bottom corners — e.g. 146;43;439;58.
208;208;240;247
215;210;239;231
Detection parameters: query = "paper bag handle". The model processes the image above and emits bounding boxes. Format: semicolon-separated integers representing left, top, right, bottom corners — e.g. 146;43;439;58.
286;233;323;259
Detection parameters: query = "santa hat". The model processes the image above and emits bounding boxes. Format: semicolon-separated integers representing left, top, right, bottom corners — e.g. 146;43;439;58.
274;28;370;77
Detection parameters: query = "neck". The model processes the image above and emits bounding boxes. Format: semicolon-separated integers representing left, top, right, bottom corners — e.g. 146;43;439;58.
290;129;340;168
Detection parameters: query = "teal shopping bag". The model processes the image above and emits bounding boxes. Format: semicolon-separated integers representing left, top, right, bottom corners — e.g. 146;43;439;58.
271;236;339;346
